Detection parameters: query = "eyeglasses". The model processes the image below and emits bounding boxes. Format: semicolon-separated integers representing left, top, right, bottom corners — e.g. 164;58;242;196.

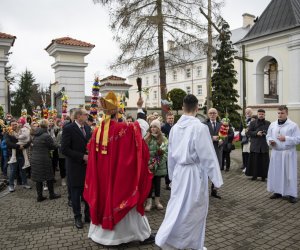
208;112;217;114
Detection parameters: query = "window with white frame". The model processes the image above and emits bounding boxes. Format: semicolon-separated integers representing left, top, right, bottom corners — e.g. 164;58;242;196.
153;90;157;100
153;75;157;84
186;68;191;78
197;65;202;77
173;70;177;81
186;86;191;94
146;76;149;86
197;85;203;95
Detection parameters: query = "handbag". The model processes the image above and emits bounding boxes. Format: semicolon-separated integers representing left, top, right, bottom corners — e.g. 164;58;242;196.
241;136;249;145
227;143;235;151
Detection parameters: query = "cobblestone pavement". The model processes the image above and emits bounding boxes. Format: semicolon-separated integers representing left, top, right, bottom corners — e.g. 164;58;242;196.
0;149;299;250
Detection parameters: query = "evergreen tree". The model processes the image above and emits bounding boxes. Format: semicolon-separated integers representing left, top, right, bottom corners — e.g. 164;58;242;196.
167;88;186;115
211;20;241;128
5;65;15;113
11;69;36;116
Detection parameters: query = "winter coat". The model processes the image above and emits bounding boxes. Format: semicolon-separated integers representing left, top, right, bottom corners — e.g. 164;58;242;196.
147;135;168;176
246;119;270;153
31;128;58;182
56;130;65;159
222;126;234;152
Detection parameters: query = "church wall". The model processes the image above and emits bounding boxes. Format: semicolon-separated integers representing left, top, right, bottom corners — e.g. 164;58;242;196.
244;30;300;125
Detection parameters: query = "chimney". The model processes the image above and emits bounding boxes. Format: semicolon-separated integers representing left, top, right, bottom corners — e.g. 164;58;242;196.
167;40;175;51
242;13;255;28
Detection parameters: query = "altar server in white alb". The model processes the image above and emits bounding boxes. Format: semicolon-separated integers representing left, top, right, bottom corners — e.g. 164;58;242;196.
266;105;300;204
155;94;223;250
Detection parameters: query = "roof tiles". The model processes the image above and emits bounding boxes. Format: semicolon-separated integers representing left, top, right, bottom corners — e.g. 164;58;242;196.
240;0;300;43
47;37;95;49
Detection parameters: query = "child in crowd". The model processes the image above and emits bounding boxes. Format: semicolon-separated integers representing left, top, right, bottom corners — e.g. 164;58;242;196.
8;118;31;169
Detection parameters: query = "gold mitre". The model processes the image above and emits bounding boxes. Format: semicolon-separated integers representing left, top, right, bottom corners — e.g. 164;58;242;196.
99;92;118;115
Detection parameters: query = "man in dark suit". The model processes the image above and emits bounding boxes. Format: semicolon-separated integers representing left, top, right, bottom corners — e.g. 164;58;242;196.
61;108;92;229
203;108;223;199
161;112;174;190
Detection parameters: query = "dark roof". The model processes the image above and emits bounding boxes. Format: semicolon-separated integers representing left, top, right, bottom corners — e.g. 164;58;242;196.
239;0;300;43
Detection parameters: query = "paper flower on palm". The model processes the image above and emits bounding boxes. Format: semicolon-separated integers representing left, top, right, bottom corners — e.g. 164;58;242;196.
21;108;27;117
161;99;173;113
61;92;68;117
90;78;100;119
43;108;49;119
219;117;230;141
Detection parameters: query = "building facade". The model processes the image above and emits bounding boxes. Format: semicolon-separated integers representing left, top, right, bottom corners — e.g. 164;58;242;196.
236;0;300;124
127;14;255;110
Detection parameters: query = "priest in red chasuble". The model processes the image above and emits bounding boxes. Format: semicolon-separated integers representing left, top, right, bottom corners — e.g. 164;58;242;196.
83;91;155;245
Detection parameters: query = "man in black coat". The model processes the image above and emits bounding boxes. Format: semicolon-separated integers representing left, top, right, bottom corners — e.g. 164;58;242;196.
246;109;270;181
161;112;174;190
61;108;92;229
203;108;223;199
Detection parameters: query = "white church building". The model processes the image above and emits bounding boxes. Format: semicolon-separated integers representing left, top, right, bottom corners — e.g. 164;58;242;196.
236;0;300;124
127;0;300;125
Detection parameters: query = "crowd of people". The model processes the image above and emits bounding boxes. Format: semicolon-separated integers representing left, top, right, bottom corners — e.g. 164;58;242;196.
0;93;300;249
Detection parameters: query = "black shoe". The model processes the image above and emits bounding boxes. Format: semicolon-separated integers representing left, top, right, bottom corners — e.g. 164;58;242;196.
68;200;72;207
261;178;266;182
75;217;83;229
49;193;61;200
37;196;47;202
140;233;156;245
165;185;171;190
225;168;229;172
84;216;91;223
270;193;282;199
251;177;257;181
220;167;224;171
289;196;297;204
211;191;221;199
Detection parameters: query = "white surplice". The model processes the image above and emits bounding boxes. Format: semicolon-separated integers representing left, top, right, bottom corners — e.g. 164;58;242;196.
155;115;223;250
266;119;300;198
88;208;151;245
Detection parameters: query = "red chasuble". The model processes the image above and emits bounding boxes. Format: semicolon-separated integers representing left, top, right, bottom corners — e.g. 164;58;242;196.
83;120;153;230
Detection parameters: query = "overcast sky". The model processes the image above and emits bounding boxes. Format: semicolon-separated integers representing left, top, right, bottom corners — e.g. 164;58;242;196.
0;0;271;94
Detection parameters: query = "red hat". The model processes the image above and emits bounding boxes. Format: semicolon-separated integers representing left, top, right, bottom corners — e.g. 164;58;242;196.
18;117;26;126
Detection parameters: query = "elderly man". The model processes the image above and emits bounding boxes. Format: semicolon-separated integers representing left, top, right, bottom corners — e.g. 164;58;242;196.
203;108;223;199
266;105;300;203
239;108;253;169
246;109;270;181
61;108;92;229
161;112;175;190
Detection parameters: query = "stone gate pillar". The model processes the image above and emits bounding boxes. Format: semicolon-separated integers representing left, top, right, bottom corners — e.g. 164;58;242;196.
45;37;94;112
0;32;16;113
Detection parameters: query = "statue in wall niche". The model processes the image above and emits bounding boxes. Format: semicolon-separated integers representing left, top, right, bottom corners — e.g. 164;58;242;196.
269;63;278;97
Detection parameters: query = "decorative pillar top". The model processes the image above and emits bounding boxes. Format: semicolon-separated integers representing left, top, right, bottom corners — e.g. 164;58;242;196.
0;32;16;62
45;37;95;58
0;32;16;46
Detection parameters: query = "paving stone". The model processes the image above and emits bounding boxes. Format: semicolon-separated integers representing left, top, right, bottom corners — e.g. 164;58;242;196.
0;149;300;249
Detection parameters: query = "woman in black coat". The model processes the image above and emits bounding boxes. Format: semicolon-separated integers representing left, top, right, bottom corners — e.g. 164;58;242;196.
31;119;61;202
